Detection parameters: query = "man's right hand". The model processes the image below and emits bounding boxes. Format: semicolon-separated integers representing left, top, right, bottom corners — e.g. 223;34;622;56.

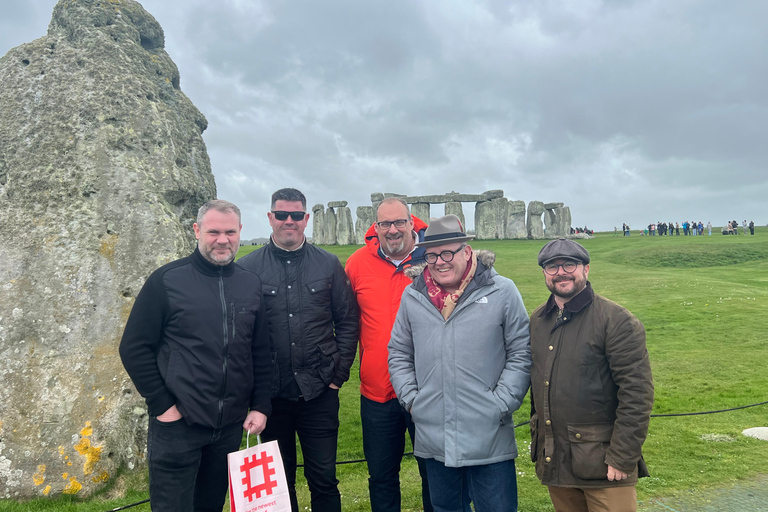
157;404;182;422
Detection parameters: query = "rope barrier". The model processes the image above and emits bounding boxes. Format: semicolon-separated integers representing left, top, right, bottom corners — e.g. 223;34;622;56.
105;398;767;511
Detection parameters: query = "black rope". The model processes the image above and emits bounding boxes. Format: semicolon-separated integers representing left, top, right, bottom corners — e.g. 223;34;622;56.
649;399;768;417
105;399;768;512
103;499;149;511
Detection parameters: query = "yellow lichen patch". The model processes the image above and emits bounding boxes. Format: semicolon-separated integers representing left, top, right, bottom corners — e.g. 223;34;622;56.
92;470;110;483
80;421;93;437
62;476;82;495
67;461;72;466
43;485;52;496
62;473;69;479
58;446;65;456
99;233;119;263
74;437;102;475
33;465;46;486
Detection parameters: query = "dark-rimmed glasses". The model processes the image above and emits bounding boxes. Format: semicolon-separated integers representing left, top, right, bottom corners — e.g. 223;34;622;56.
376;219;409;230
543;261;580;275
424;244;466;264
272;210;306;221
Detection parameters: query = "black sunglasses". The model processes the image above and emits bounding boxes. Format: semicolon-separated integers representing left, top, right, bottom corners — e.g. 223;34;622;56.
272;210;306;221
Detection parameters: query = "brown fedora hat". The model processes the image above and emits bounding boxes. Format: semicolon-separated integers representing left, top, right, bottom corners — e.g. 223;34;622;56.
415;214;475;248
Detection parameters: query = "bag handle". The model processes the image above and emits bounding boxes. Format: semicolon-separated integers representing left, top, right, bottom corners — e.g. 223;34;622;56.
245;430;262;449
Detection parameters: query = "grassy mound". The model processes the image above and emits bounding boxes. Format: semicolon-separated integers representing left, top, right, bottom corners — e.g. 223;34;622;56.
606;242;768;268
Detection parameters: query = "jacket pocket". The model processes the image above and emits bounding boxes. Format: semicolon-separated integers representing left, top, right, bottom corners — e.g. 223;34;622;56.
567;422;613;480
231;299;258;346
316;339;338;383
530;414;539;463
306;279;331;308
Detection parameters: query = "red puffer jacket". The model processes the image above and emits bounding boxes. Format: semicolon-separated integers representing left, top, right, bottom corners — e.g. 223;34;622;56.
344;216;427;402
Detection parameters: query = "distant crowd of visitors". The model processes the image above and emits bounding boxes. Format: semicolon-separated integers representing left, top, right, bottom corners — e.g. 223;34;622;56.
570;226;594;235
618;220;756;237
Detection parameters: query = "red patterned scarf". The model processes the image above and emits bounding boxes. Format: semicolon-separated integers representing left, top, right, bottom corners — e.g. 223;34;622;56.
422;251;478;320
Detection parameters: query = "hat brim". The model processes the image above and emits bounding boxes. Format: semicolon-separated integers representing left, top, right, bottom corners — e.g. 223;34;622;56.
415;235;475;248
540;256;585;267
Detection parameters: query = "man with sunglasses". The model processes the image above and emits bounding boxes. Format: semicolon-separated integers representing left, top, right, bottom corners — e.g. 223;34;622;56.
529;239;654;512
388;215;532;512
344;197;434;512
238;188;359;512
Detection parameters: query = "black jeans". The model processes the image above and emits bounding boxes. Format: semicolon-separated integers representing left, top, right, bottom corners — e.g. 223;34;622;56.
360;396;433;512
147;417;243;512
261;387;341;512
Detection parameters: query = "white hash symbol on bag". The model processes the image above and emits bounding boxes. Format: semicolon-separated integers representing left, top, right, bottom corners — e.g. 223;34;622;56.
241;450;278;501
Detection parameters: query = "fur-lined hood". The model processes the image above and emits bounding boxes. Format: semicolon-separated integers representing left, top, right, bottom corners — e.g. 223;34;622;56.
404;249;496;280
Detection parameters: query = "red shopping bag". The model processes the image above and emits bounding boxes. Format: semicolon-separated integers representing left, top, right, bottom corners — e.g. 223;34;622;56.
228;434;291;512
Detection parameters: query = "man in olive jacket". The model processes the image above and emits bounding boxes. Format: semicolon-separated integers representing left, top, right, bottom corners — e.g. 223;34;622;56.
529;239;653;512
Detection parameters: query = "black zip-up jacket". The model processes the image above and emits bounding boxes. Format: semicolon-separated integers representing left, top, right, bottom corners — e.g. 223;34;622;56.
237;240;359;401
119;248;272;428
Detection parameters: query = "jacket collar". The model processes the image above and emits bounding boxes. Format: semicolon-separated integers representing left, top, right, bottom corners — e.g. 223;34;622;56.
191;247;236;277
539;281;594;317
267;236;306;260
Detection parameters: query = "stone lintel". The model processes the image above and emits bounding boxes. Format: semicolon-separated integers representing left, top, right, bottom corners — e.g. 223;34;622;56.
407;194;486;204
544;202;565;210
327;200;348;208
482;190;504;199
312;203;325;212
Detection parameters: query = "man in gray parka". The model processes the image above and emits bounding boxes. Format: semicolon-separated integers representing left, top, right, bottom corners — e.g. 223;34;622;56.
388;215;532;512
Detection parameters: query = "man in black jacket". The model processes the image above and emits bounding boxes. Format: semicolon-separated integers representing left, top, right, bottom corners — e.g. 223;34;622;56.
238;188;359;512
119;200;271;512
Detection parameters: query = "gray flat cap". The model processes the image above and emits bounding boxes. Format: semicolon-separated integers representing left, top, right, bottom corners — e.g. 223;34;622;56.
537;238;590;267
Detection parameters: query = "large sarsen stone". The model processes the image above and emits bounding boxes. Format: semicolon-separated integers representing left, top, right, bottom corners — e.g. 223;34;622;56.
0;0;215;498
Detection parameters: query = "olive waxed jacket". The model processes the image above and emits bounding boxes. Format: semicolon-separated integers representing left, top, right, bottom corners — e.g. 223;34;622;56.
529;282;653;488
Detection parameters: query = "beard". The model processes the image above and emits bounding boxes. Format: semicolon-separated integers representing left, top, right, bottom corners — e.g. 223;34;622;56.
546;271;587;299
381;233;406;256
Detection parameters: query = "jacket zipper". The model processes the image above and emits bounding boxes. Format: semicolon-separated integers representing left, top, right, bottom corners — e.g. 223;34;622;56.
217;270;229;428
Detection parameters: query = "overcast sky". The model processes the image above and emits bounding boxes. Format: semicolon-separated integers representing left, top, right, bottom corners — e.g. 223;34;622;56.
3;0;766;239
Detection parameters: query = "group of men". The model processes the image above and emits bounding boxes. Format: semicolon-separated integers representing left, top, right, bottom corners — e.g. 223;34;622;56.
120;190;654;512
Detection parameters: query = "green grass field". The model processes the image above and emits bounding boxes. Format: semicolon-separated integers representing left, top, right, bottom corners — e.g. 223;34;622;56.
3;228;767;511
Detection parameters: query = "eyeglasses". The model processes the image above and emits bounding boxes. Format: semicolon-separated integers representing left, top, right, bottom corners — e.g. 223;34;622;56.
376;219;409;230
272;210;306;221
543;261;580;275
424;244;466;264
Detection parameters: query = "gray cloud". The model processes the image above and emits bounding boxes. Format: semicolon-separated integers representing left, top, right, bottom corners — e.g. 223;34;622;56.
2;0;766;238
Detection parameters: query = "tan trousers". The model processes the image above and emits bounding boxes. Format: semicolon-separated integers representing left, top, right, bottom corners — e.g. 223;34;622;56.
548;485;637;512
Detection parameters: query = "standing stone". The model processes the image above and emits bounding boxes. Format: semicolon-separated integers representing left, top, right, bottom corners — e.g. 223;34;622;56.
505;200;527;238
444;202;465;230
355;206;374;245
324;207;337;245
555;206;572;236
411;203;430;224
336;206;355;245
527;201;546;239
0;0;215;498
544;208;558;237
312;204;325;244
475;198;508;240
370;192;385;212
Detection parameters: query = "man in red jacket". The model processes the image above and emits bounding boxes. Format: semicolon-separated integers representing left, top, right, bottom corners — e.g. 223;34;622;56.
345;197;432;512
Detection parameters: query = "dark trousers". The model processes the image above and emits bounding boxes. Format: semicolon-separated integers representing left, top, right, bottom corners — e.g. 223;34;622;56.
425;458;518;512
261;388;341;512
361;396;433;512
147;417;243;512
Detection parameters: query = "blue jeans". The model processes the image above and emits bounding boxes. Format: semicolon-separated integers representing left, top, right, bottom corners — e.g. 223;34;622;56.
147;417;243;512
261;388;341;512
424;458;518;512
360;396;433;512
